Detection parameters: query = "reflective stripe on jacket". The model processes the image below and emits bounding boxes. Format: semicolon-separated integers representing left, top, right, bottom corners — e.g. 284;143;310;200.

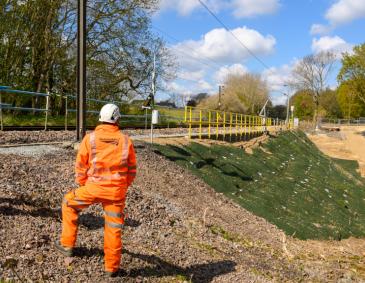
75;124;137;190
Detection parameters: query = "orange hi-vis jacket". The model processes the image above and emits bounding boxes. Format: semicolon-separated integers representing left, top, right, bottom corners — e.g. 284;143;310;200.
75;124;137;197
60;124;136;273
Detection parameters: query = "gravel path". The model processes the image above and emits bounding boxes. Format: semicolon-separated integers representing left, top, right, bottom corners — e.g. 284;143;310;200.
0;145;64;156
0;129;192;145
1;135;364;282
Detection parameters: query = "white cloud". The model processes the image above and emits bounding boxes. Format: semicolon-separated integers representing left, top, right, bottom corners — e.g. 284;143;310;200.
159;0;200;16
214;64;248;83
231;0;280;18
158;0;280;18
159;0;221;16
270;94;288;105
197;80;214;92
178;70;206;81
262;64;294;93
325;0;365;26
164;78;214;98
309;0;365;35
310;24;332;35
172;27;276;71
311;36;353;57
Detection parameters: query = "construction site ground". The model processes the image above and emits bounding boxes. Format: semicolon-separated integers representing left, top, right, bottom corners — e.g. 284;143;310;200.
1;128;365;282
308;126;365;177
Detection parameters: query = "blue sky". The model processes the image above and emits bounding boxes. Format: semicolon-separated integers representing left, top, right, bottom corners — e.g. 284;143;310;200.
152;0;365;105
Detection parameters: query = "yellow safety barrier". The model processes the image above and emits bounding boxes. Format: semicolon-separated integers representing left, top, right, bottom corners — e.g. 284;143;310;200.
183;106;286;139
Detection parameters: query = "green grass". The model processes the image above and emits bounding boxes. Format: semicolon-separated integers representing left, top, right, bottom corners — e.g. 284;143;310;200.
1;108;184;128
153;131;365;240
210;225;239;242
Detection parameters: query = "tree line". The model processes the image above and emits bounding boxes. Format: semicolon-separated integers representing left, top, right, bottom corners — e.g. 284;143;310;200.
290;43;365;121
185;43;364;122
1;1;363;122
0;0;175;115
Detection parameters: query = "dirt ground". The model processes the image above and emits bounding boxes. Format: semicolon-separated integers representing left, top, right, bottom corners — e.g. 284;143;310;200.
307;126;365;176
2;131;365;282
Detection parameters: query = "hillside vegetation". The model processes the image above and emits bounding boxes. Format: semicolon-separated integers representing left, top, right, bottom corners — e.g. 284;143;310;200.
154;131;365;240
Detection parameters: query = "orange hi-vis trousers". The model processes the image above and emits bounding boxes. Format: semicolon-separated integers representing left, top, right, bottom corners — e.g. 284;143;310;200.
61;185;125;273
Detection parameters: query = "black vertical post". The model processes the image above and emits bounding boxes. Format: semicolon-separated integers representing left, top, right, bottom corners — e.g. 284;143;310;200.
77;0;86;140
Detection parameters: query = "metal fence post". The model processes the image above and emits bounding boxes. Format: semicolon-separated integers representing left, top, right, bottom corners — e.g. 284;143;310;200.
244;115;247;137
252;116;255;134
199;110;202;139
240;114;243;137
189;107;192;139
256;116;258;133
65;95;68;131
223;112;226;139
250;116;253;135
216;111;219;139
235;113;238;137
229;112;232;138
44;92;49;131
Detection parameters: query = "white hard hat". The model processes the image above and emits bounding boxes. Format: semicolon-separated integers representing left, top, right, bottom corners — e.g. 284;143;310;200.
99;103;121;124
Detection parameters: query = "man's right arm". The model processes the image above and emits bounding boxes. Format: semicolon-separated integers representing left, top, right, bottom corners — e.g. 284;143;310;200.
75;134;90;186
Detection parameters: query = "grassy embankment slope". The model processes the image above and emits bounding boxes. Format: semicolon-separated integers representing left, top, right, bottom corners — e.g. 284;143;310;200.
154;131;365;240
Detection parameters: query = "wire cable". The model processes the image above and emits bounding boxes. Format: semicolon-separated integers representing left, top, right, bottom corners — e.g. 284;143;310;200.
197;0;272;71
152;25;224;70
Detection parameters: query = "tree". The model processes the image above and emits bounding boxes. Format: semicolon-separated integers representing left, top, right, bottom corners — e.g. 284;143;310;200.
184;93;208;108
267;105;287;120
186;100;197;107
319;88;342;118
337;82;365;118
338;43;365;106
166;92;189;108
193;93;208;104
0;0;175;114
290;90;315;120
198;73;269;113
224;73;269;114
290;51;336;124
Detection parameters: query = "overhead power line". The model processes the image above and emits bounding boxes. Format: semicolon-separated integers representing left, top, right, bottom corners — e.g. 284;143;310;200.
166;43;217;70
152;25;223;70
197;0;272;72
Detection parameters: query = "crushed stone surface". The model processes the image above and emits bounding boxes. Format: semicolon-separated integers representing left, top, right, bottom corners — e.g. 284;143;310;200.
0;132;365;282
0;128;192;145
0;145;65;156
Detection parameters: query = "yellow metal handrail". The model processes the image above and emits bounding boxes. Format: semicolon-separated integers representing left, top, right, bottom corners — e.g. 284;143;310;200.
183;106;290;139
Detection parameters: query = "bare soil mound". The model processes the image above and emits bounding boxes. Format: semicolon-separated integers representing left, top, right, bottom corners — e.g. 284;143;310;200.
308;126;365;176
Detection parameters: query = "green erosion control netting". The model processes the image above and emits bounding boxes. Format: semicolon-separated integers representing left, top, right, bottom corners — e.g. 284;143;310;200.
154;131;365;240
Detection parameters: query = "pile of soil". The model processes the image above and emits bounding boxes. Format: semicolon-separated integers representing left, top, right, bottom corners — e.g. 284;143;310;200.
0;134;364;282
308;126;365;176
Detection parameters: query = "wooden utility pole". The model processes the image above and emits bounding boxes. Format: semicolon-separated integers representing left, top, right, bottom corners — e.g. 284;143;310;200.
77;0;87;140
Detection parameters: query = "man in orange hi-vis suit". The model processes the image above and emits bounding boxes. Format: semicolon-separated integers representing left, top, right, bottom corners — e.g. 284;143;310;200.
55;103;137;277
